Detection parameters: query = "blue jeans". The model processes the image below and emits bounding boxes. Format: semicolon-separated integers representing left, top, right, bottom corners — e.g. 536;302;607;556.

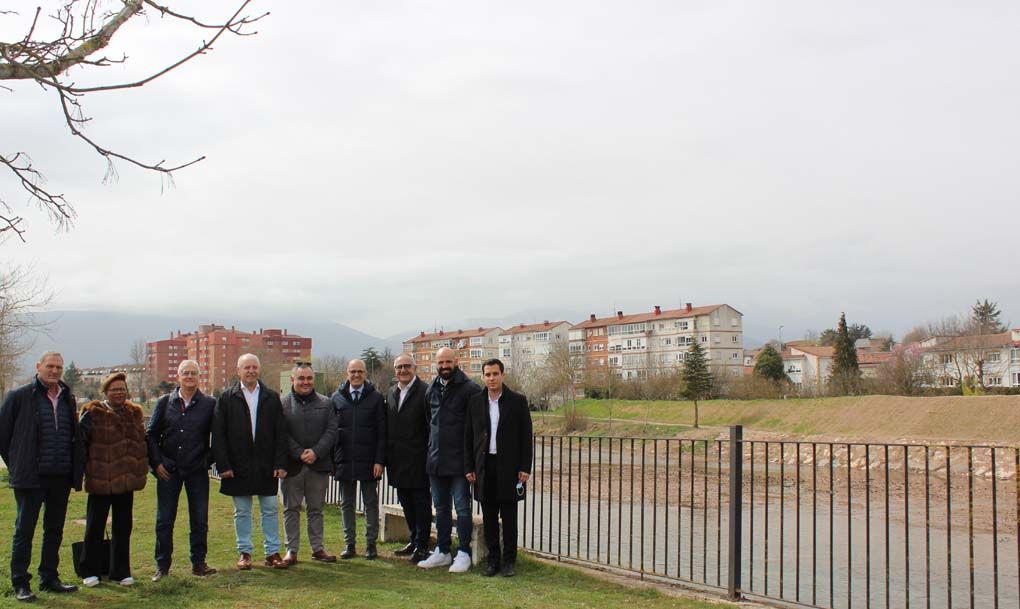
232;495;280;556
154;470;210;570
429;475;472;555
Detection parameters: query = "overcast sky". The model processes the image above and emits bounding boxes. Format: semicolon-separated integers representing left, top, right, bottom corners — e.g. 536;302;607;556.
3;0;1018;342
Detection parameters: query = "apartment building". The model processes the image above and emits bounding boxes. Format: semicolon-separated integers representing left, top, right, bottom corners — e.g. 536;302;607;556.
403;327;502;379
571;303;744;380
920;329;1020;388
497;321;571;372
147;324;312;393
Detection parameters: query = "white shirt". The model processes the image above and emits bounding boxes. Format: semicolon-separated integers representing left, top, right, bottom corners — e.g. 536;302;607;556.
241;382;260;440
488;392;501;454
398;377;417;411
349;384;364;402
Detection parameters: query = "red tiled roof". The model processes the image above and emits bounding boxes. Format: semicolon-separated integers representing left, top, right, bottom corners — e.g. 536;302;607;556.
925;331;1018;351
858;351;894;365
571;305;727;330
406;327;501;344
790;345;835;358
500;321;570;335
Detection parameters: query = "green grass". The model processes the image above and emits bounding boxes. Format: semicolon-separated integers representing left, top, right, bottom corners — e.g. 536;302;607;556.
0;472;719;609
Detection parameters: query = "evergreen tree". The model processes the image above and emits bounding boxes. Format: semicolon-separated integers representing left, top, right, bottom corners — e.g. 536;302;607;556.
360;347;383;380
62;360;82;392
971;299;1005;334
754;345;786;383
681;341;712;428
828;312;861;395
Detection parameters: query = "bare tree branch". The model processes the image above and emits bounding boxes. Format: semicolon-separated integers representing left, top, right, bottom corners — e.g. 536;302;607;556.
0;0;266;240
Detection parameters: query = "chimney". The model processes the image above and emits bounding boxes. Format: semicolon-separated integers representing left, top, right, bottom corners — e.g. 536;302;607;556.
231;325;235;332
478;327;483;331
685;302;693;312
654;306;661;316
284;329;288;336
420;331;425;337
519;323;525;328
590;314;596;322
439;330;444;336
617;311;624;320
543;320;549;326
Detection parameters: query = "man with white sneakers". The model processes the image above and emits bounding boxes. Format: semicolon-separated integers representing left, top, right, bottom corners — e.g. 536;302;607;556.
417;347;481;573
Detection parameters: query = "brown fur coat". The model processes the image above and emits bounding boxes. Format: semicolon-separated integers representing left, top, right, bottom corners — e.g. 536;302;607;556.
79;400;148;495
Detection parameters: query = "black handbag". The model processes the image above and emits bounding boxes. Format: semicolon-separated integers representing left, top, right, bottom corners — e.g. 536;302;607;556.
72;532;111;578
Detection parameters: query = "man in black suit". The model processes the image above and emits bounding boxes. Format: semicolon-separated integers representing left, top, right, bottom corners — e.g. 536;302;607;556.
464;358;532;577
385;354;432;564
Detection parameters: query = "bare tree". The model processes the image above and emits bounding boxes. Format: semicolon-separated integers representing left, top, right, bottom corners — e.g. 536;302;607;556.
0;265;53;394
313;353;348;394
0;1;267;241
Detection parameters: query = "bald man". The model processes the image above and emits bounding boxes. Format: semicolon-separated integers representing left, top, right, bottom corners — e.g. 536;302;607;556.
212;354;289;571
330;359;386;560
417;347;482;573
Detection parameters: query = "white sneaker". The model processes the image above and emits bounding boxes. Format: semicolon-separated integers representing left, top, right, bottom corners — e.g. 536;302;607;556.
83;576;100;587
417;547;452;569
116;577;135;586
448;551;472;573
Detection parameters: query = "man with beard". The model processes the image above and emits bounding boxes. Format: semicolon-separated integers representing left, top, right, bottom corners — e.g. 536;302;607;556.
416;347;481;573
280;362;338;566
385;354;431;564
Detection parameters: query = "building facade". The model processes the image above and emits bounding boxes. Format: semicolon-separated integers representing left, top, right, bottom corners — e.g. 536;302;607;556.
571;304;744;381
921;329;1020;388
403;327;502;380
497;321;571;373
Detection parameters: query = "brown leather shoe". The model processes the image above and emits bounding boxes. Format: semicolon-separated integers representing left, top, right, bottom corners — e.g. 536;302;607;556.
192;562;217;576
237;553;253;571
282;551;298;567
264;552;289;569
311;549;337;563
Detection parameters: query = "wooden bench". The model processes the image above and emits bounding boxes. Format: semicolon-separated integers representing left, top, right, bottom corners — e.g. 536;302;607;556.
380;503;491;566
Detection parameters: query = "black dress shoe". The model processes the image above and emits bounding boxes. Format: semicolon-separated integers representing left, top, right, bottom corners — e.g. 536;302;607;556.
393;542;416;556
14;585;36;602
483;562;500;577
340;545;357;560
364;545;378;560
39;579;78;593
502;561;516;577
410;549;430;564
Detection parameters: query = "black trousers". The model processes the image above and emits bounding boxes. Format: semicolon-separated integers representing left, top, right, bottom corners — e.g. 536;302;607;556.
80;492;134;581
10;476;72;587
482;454;518;565
396;487;432;551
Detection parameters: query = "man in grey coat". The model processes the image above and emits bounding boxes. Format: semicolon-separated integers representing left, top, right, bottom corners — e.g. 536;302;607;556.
280;363;338;566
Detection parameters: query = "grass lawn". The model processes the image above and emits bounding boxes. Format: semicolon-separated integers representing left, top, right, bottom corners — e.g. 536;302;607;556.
0;473;720;609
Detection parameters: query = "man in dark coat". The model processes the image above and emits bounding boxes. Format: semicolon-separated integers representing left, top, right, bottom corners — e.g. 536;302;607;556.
417;347;482;573
211;353;289;571
0;352;84;601
146;359;218;581
465;358;532;577
280;362;338;566
385;353;431;564
330;359;386;560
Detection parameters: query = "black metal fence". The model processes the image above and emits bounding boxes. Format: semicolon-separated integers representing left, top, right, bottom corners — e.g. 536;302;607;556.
323;427;1019;609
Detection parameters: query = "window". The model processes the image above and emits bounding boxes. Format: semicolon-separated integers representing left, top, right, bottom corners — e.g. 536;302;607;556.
534;332;549;342
608;356;620;366
1013;373;1020;385
663;337;672;346
940;354;953;365
470;337;483;346
501;348;511;357
470;349;483;358
988;352;1001;363
987;376;1002;386
569;344;583;353
713;315;720;327
701;336;708;343
676;352;687;362
731;352;739;359
713;336;721;344
608;323;646;336
1012;349;1019;362
731;318;739;327
470;363;482;372
674;320;689;330
499;336;511;344
594;344;606;352
731;335;739;343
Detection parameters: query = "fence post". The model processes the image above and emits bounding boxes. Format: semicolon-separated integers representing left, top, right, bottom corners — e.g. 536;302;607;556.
728;425;744;600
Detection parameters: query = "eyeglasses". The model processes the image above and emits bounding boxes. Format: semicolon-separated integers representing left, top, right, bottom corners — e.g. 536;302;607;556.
394;364;414;370
348;370;366;375
179;370;199;377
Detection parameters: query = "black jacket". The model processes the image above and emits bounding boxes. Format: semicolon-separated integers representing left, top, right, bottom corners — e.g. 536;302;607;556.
282;390;337;477
464;384;533;503
425;368;482;477
331;380;386;481
385;377;429;489
0;377;84;490
146;388;216;477
211;381;288;496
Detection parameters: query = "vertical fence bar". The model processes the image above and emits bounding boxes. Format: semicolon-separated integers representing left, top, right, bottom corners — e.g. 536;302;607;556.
727;425;743;601
796;442;802;604
618;437;623;567
529;434;536;549
703;440;709;583
690;439;695;581
968;446;974;609
577;437;583;561
848;444;853;609
630;438;636;571
597;437;603;563
751;441;755;590
867;445;872;609
991;448;999;609
904;445;911;609
640;438;646;574
652;439;658;574
587;437;592;562
830;443;835;608
813;442;817;607
566;436;572;557
947;446;953;609
665;439;670;576
765;441;770;596
780;442;785;599
1015;448;1019;609
924;446;931;609
717;440;723;587
540;436;546;553
885;444;891;609
677;438;682;579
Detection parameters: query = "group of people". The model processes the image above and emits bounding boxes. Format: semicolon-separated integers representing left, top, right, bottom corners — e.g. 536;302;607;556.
0;347;533;602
